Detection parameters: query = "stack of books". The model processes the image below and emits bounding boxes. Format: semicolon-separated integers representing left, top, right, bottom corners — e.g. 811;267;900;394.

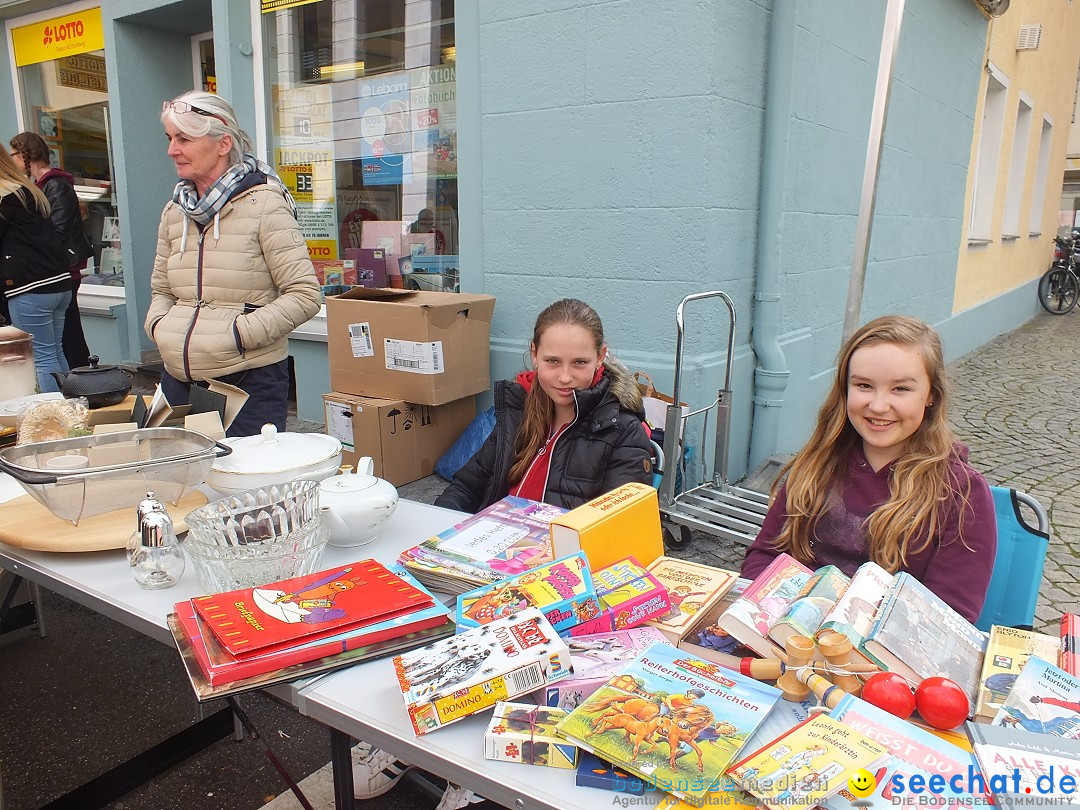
168;559;454;699
397;496;568;593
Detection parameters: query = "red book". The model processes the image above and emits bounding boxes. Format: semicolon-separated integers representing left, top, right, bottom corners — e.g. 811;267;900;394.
191;559;434;657
1063;613;1079;676
174;598;452;686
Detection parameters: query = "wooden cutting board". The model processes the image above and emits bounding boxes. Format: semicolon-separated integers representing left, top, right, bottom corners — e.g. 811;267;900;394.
0;490;208;552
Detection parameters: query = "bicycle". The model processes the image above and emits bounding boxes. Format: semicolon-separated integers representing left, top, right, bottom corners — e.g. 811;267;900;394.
1038;235;1080;314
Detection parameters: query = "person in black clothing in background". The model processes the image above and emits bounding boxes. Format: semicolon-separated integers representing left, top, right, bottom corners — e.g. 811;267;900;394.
10;132;93;369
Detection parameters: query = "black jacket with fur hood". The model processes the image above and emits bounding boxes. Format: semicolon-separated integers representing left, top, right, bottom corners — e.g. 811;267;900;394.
434;363;654;513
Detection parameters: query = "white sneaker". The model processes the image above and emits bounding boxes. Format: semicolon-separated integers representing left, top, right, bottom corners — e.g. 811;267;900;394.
435;783;487;810
352;747;414;800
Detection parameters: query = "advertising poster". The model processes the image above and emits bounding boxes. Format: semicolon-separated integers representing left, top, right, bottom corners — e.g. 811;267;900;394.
358;73;412;186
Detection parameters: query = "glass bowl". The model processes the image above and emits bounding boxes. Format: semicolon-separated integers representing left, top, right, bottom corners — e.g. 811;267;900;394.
183;480;329;593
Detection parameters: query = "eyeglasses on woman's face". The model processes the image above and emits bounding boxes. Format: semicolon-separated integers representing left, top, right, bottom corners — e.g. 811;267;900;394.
162;100;229;127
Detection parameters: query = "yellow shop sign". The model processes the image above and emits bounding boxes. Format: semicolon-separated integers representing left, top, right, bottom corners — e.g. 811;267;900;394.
11;7;104;67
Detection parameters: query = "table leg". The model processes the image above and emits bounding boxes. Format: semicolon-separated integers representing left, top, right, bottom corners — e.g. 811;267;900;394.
226;696;315;810
330;728;356;810
0;573;38;636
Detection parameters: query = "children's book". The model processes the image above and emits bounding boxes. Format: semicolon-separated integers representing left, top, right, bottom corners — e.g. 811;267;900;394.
399;496;568;593
966;721;1080;810
816;561;895;665
1063;613;1079;676
975;625;1059;722
555;640;782;807
568;556;671;635
643;557;739;645
991;655;1080;738
767;565;851;649
456;552;600;634
544;626;668;709
860;573;988;713
190;559;434;657
678;577;763;669
727;712;890;810
548;482;665;571
393;607;572;735
168;612;454;701
174;566;452;686
716;554;814;661
824;693;986;810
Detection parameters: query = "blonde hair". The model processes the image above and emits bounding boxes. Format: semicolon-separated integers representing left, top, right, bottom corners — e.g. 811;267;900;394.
0;149;50;217
160;91;252;166
770;315;968;572
509;299;605;485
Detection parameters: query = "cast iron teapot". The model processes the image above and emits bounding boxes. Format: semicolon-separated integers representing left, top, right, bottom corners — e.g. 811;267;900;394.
52;355;133;409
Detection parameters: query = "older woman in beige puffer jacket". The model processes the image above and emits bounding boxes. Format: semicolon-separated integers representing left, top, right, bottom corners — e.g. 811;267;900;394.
146;91;320;437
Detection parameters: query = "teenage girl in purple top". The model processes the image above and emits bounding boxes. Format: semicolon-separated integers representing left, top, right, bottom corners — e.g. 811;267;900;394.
742;315;996;623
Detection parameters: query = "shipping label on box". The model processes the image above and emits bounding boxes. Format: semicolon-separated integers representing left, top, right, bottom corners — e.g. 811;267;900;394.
326;288;495;405
485;702;576;769
384;339;444;375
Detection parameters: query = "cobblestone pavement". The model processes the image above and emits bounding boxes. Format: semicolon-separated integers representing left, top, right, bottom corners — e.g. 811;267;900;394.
668;312;1079;634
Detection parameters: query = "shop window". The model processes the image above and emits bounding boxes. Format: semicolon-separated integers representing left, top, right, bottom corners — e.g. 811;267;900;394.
261;0;458;295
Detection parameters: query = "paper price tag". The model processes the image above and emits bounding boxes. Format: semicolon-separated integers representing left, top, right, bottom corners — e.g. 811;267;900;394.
349;322;374;358
384;339;444;375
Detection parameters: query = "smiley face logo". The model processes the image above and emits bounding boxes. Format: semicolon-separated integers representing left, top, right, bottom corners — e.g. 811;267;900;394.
848;769;877;799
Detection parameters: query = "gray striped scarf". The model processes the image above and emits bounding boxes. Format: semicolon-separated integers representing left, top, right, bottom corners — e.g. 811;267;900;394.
171;154;297;227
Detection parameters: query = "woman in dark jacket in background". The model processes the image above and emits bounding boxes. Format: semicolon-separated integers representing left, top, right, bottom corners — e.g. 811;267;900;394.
10;131;92;369
0;150;72;392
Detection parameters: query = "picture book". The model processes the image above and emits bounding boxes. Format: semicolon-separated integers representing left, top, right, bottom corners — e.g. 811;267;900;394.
568;556;671;636
767;565;851;650
816;561;894;665
975;625;1059;722
190;559;433;657
966;721;1080;810
399;496;567;592
727;712;890;810
174;566;452;685
861;573;988;713
1063;613;1079;676
456;552;600;634
679;577;763;669
555;640;782;806
716;554;814;661
644;557;739;644
543;626;668;709
168;612;454;701
548;482;665;571
393;607;572;735
824;693;985;810
991;655;1080;738
484;702;577;769
575;750;646;795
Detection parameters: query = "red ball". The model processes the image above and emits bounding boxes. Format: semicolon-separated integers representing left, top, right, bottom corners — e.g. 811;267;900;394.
861;672;916;719
915;677;970;729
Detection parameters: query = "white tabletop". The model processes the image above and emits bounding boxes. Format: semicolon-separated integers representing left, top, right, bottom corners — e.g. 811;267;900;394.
0;476;665;809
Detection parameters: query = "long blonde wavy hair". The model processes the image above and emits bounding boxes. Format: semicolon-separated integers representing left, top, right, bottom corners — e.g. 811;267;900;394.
770;315;968;572
0;149;50;217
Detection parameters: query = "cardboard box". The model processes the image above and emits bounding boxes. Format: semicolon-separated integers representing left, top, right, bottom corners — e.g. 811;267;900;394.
326;288;495;405
324;392;476;486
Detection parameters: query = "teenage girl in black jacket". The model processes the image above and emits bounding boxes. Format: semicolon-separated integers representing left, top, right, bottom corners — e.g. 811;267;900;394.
435;298;654;512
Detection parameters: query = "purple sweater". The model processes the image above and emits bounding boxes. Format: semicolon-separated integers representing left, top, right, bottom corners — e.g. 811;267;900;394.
742;445;996;623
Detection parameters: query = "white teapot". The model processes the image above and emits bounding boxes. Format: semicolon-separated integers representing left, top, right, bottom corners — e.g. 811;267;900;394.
317;459;399;547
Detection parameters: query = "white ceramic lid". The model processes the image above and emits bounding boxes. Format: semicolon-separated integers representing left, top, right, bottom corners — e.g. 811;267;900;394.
320;467;380;494
211;424;342;476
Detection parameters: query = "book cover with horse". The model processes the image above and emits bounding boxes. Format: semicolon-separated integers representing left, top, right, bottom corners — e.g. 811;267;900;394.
554;641;782;806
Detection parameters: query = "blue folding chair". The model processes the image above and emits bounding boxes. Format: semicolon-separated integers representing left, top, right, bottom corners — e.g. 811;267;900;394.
974;486;1050;632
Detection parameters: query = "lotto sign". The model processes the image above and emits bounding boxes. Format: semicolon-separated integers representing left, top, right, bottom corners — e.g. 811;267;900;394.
12;7;104;67
279;163;314;203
